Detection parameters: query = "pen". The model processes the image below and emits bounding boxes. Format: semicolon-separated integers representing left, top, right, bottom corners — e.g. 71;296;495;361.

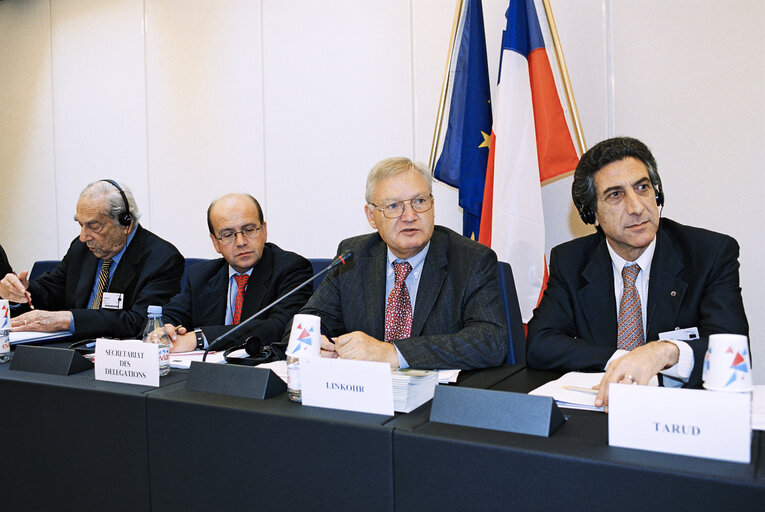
562;385;598;394
12;272;33;309
321;327;334;344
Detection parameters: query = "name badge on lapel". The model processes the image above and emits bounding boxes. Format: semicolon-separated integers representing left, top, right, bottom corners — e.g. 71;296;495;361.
659;327;699;342
101;292;124;310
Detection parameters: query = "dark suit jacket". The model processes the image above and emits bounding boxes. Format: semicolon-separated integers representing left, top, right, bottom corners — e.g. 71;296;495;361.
0;244;12;277
23;225;184;339
291;226;507;369
527;218;748;387
162;243;313;352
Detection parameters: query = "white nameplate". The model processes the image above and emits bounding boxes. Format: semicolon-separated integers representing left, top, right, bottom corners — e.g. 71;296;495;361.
301;357;394;415
95;339;159;387
609;384;751;463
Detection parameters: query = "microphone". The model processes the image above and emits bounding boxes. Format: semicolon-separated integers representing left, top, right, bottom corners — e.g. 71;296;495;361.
202;250;354;360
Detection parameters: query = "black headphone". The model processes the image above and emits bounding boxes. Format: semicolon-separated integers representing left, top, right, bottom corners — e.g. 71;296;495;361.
100;179;133;227
575;174;664;225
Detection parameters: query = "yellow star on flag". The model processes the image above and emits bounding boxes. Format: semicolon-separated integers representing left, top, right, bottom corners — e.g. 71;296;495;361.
478;131;491;149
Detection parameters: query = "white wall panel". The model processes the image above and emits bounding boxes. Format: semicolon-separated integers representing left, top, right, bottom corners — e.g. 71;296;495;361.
50;0;148;252
611;0;765;380
411;0;461;233
145;0;265;259
262;0;415;257
0;0;57;270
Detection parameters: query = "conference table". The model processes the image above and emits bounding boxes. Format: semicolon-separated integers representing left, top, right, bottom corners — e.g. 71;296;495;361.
0;347;762;512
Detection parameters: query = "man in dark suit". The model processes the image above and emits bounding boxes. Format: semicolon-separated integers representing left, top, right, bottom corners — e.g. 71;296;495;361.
0;244;12;277
0;180;184;339
291;157;507;370
162;193;313;353
527;137;748;407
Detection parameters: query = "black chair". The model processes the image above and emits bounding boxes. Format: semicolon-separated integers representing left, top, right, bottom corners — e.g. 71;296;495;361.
29;260;60;281
181;258;207;291
308;258;332;291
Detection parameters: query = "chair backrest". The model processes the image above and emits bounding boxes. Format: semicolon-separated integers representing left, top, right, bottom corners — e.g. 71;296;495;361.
497;261;526;365
181;258;208;291
29;260;61;281
308;258;332;292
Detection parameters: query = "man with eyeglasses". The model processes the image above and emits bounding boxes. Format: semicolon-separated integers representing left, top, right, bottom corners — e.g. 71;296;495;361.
0;180;184;339
162;193;313;353
288;157;507;369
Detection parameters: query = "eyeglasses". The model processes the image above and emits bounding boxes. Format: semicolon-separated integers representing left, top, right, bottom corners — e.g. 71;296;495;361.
369;195;433;219
215;224;263;244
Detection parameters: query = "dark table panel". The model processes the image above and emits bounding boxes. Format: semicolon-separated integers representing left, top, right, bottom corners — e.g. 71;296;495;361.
393;368;765;512
0;365;185;512
146;383;395;511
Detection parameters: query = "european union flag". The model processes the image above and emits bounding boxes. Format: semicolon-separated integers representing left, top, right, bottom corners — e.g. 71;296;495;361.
434;0;492;240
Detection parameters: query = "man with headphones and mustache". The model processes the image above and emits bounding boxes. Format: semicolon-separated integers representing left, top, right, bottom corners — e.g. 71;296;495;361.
0;180;184;340
527;137;748;409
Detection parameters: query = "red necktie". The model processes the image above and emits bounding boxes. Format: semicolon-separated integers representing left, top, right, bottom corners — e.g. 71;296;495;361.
617;264;644;350
232;273;249;325
384;262;413;341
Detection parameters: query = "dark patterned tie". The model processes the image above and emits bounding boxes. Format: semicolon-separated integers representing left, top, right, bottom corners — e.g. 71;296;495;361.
617;264;644;350
232;273;249;325
385;262;413;342
90;259;113;309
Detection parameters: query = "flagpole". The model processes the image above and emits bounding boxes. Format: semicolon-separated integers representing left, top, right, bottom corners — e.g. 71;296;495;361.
428;0;465;173
540;0;587;155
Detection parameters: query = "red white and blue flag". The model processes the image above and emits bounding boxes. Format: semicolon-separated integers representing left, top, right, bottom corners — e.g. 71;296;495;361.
478;0;579;321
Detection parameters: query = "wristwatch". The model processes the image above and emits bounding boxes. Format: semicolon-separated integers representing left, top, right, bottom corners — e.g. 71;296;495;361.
194;328;205;350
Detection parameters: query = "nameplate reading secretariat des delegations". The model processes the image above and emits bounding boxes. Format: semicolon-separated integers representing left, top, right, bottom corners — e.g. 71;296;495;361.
95;339;159;387
608;384;752;463
301;358;394;415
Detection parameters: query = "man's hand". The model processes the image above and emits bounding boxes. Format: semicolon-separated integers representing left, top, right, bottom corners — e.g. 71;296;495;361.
331;331;399;368
163;323;196;352
11;310;71;332
320;335;338;358
0;271;30;303
595;341;680;411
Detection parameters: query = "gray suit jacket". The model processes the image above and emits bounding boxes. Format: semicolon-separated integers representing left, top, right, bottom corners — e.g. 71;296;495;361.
291;226;507;369
527;218;748;387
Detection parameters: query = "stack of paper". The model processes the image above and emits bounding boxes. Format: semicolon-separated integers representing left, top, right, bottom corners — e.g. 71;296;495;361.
530;371;659;412
391;369;438;413
752;385;765;431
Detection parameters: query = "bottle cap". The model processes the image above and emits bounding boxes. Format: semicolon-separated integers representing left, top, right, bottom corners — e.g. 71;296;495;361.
147;305;162;315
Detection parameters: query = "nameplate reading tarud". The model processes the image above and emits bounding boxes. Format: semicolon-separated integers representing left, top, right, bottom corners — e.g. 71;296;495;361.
95;339;159;387
608;384;751;463
301;357;394;415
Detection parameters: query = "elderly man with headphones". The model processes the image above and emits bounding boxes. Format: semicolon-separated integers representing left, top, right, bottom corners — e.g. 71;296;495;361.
527;137;748;410
0;180;184;340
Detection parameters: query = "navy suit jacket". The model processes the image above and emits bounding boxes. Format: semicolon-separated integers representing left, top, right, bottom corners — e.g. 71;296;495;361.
24;225;184;339
527;218;748;387
162;243;313;351
291;226;507;369
0;244;12;277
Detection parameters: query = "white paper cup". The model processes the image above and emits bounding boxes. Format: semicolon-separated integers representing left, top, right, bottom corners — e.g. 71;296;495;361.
702;334;752;392
0;299;9;329
286;314;322;358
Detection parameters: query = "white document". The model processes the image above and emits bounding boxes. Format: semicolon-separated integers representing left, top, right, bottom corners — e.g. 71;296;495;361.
437;369;460;384
257;360;289;383
95;339;160;387
168;350;227;369
530;371;658;412
10;331;71;345
609;384;752;463
301;357;394;415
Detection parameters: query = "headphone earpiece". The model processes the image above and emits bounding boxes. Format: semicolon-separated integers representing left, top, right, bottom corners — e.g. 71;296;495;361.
100;179;133;227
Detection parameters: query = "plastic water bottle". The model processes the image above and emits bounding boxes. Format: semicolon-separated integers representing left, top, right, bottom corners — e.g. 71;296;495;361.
0;300;10;363
142;305;170;376
286;355;302;402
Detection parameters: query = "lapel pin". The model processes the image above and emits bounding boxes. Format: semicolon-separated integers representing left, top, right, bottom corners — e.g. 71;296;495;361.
670;291;677;296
